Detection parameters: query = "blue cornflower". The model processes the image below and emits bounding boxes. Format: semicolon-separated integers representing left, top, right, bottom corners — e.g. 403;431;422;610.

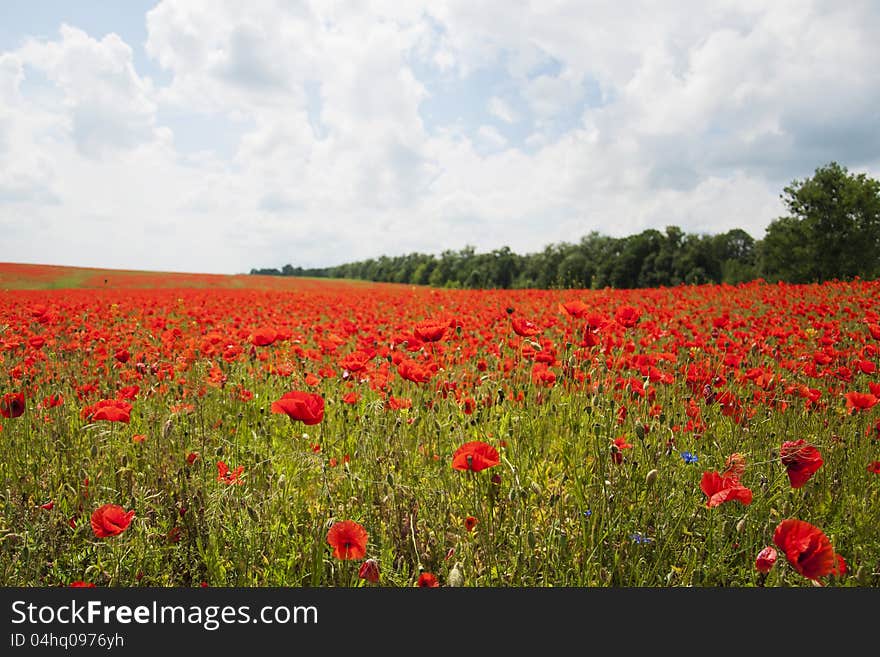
630;532;653;544
582;510;592;518
680;451;698;464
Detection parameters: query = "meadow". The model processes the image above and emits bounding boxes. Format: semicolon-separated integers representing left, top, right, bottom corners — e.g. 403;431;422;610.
1;263;878;587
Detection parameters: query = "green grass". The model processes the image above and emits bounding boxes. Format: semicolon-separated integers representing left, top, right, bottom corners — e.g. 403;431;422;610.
2;354;877;587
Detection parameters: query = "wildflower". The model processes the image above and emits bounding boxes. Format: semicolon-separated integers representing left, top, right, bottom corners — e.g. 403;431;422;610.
845;391;878;413
250;328;280;346
1;392;25;419
90;504;135;538
271;391;325;425
451;441;500;472
511;317;541;337
81;399;132;423
326;520;368;560
615;305;641;328
464;516;478;532
417;572;440;587
610;435;632;464
414;319;448;342
773;519;837;581
216;460;244;485
559;300;589;318
700;471;753;508
680;451;698;464
780;440;823;488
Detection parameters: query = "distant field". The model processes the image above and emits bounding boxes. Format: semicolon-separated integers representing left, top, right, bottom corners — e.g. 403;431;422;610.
0;262;368;291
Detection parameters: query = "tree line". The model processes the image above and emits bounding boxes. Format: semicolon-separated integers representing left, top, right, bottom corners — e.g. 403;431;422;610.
251;162;880;289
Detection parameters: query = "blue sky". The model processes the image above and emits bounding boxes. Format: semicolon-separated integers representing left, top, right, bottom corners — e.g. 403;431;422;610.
1;1;878;274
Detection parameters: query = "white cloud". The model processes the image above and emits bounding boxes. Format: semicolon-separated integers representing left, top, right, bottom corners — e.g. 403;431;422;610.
487;96;517;123
1;0;879;274
476;124;507;149
18;25;159;158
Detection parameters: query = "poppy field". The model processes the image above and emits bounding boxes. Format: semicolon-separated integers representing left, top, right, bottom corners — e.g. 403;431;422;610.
1;264;879;587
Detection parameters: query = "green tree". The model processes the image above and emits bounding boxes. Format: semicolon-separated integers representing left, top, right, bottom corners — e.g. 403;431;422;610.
761;162;880;282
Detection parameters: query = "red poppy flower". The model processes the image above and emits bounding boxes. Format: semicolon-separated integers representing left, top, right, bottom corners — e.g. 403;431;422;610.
610;435;633;465
186;451;200;465
755;546;777;574
250;328;279;346
271;391;325;425
326;519;368;560
773;519;836;581
511;317;541;337
780;440;823;488
385;395;412;410
464;516;478;532
216;460;244;485
700;471;753;508
81;399;132;423
417;572;440;587
559;300;589;318
338;350;374;373
615;305;641;328
397;359;434;383
857;360;877;375
1;392;25;419
342;391;360;405
69;581;95;588
90;504;136;538
845;391;878;413
40;394;64;409
452;441;500;472
414;318;448;343
867;461;880;474
358;558;380;583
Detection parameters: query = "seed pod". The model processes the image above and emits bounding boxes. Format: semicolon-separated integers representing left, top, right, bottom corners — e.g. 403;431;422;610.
645;469;658;487
448;563;464;587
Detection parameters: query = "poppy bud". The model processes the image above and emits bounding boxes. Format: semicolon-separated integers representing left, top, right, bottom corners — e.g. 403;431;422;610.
358;558;380;584
448;562;464;587
645;469;658;487
755;546;777;574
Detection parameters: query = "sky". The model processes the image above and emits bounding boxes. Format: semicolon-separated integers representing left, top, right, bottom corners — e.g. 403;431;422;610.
1;1;879;275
